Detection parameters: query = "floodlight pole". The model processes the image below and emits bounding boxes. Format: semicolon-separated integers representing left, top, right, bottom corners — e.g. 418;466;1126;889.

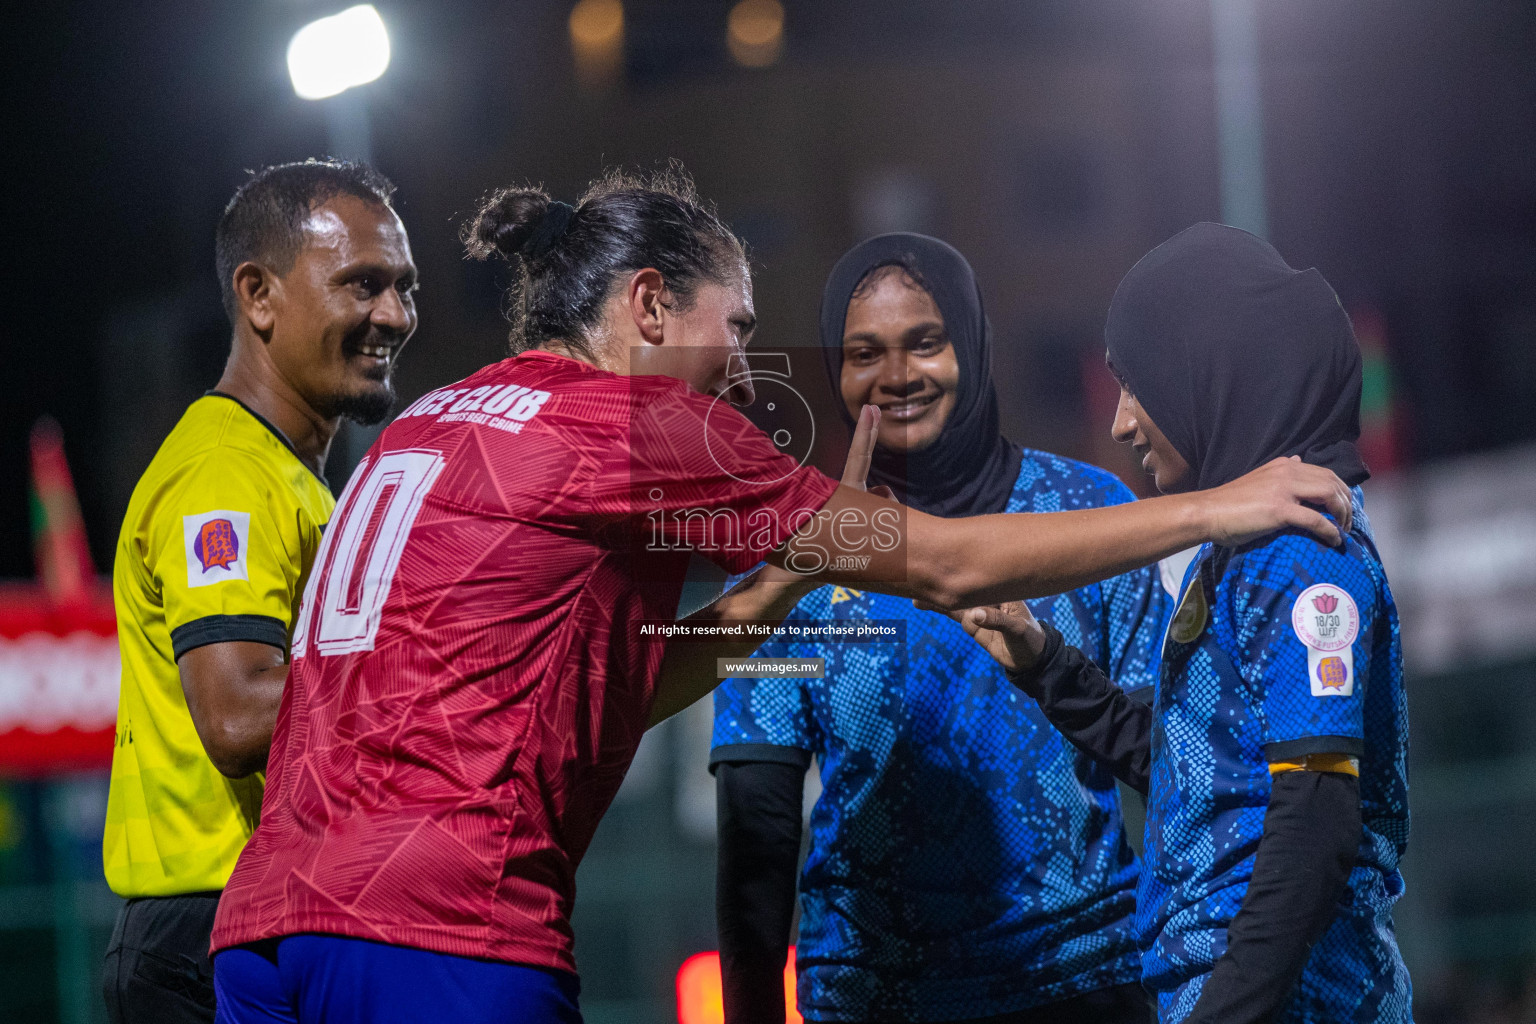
1211;0;1268;238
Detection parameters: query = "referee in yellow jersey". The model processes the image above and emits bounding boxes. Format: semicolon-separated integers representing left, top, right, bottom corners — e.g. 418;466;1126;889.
102;159;419;1022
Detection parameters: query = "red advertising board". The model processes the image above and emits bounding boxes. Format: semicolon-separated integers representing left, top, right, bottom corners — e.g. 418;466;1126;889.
0;582;117;774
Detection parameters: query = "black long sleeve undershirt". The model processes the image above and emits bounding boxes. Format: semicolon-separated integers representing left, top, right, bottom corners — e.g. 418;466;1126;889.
1186;769;1361;1024
1008;622;1362;1022
715;759;804;1024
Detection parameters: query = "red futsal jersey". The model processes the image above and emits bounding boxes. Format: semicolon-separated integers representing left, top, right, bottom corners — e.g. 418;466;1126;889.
210;351;837;971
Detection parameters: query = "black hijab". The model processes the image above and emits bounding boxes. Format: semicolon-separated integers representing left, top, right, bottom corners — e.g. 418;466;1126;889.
1104;222;1369;491
819;233;1023;517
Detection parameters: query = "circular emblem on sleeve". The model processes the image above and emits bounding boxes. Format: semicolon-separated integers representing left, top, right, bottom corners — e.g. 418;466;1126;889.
1168;584;1208;644
1292;584;1359;652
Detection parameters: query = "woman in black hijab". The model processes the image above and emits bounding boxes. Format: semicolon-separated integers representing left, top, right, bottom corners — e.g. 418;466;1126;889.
817;232;1022;517
1103;221;1369;493
712;234;1169;1024
952;224;1410;1024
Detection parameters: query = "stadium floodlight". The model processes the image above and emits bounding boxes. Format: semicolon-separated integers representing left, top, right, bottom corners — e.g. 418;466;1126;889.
727;0;784;68
287;5;392;101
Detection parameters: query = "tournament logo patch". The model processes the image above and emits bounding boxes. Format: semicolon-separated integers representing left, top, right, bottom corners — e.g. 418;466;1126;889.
183;510;251;588
195;519;239;571
1293;583;1359;696
1315;656;1349;690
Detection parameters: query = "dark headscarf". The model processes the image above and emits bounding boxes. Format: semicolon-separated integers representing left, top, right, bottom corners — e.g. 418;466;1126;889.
820;233;1023;517
1104;222;1369;491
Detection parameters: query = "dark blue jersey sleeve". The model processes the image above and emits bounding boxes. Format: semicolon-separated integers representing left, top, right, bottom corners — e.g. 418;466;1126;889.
1219;531;1378;761
711;600;818;768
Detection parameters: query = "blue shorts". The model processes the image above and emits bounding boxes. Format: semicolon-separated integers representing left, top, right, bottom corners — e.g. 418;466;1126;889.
213;934;582;1024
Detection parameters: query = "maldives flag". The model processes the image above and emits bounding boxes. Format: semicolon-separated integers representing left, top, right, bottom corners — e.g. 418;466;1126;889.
0;416;116;774
28;416;95;608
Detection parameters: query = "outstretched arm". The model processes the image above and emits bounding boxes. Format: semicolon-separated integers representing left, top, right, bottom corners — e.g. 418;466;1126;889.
648;406;889;726
772;457;1352;608
649;568;816;726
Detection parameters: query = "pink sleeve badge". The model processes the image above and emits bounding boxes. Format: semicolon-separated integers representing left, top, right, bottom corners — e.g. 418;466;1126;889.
1292;583;1359;696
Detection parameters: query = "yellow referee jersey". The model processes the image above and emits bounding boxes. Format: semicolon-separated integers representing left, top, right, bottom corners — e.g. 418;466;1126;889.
103;393;334;897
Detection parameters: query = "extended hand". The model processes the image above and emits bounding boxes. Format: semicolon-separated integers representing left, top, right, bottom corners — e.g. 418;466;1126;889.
1202;456;1351;548
838;404;893;499
917;599;1047;675
761;404;890;585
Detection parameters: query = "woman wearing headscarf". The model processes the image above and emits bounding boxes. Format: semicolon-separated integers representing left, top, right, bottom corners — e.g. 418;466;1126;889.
711;233;1171;1024
952;223;1411;1024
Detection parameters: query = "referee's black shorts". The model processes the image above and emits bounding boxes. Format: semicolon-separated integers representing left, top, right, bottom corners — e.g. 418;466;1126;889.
102;891;220;1024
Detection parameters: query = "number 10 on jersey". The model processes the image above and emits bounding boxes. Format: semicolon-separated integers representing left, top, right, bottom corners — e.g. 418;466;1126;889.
292;449;445;658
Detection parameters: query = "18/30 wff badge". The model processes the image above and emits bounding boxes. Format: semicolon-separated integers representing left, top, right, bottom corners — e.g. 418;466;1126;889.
1292;583;1359;697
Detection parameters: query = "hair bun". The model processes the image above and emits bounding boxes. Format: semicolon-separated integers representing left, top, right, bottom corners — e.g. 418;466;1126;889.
521;201;576;260
464;187;551;261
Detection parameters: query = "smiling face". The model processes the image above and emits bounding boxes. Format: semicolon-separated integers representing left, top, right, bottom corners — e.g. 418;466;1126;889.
266;194;419;425
629;258;759;407
838;269;959;453
1109;369;1193;493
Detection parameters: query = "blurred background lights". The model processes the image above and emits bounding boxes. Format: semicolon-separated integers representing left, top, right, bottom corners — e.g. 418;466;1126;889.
727;0;785;68
287;5;392;101
676;949;803;1024
569;0;624;92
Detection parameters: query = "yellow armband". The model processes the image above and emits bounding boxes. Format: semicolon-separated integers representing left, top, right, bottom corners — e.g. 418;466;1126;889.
1268;752;1359;777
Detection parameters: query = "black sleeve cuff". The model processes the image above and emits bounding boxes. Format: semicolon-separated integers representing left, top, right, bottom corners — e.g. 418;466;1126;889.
171;614;288;660
1264;735;1365;761
709;744;813;774
1003;621;1065;695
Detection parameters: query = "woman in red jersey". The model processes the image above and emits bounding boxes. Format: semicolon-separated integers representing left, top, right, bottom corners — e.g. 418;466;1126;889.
208;167;1352;1024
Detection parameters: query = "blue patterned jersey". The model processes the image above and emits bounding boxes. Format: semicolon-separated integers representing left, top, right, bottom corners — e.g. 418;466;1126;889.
1142;489;1411;1023
711;451;1170;1022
